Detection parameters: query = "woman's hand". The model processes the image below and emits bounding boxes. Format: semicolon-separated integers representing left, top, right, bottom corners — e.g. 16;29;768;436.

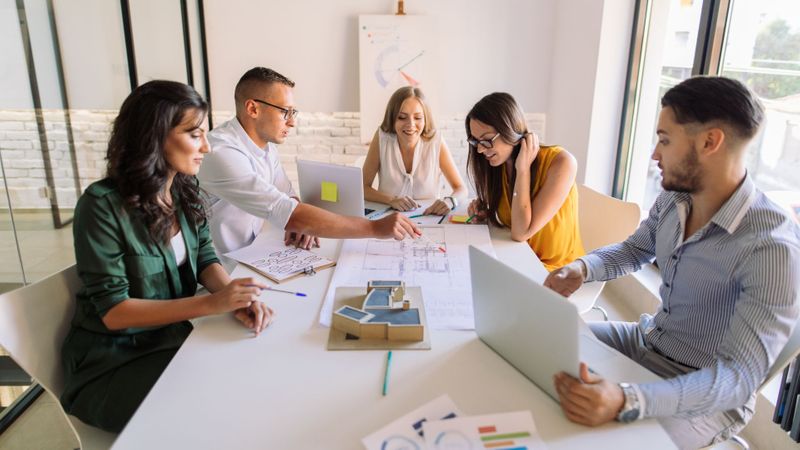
423;199;451;216
514;132;540;173
389;196;418;211
467;199;489;224
234;301;275;335
206;277;265;315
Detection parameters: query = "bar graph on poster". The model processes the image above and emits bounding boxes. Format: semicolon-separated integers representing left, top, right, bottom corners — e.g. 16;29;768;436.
358;15;440;143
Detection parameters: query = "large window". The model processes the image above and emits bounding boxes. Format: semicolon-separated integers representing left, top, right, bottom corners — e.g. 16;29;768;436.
617;0;800;210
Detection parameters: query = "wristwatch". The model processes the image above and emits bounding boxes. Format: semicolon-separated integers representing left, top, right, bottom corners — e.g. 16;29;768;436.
616;382;641;423
443;196;458;210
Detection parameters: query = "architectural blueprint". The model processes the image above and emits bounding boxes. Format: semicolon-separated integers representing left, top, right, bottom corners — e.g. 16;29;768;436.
321;225;495;330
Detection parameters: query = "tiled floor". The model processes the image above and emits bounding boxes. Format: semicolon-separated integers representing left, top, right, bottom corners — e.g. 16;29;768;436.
0;210;75;287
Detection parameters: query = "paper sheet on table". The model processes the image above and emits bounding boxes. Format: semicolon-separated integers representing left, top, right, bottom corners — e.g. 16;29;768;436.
423;410;547;450
361;394;462;450
320;225;495;330
369;199;448;225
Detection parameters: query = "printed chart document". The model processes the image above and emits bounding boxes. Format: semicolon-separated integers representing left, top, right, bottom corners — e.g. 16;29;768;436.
224;235;335;283
321;225;495;330
424;410;547;450
362;395;462;450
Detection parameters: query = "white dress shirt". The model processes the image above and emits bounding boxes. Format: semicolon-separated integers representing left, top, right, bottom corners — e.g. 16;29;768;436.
197;118;298;258
377;129;443;199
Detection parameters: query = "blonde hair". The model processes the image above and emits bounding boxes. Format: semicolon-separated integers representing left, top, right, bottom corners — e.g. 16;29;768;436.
379;86;436;140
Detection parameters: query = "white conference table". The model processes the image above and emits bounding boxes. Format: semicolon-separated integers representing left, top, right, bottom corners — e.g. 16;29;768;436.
112;225;674;450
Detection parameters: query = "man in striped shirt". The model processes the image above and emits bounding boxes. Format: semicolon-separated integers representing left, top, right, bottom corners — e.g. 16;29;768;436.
545;76;800;448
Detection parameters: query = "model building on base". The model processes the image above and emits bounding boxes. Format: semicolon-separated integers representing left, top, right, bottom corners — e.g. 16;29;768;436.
332;280;423;341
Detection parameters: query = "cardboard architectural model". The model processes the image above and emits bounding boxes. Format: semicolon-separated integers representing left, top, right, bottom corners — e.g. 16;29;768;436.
331;280;424;341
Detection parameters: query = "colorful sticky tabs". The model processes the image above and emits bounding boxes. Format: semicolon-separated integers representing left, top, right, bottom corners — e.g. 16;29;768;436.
449;215;470;223
321;181;338;202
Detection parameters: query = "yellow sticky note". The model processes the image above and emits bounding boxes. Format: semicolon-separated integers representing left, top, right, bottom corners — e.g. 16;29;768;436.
449;215;470;223
321;181;338;202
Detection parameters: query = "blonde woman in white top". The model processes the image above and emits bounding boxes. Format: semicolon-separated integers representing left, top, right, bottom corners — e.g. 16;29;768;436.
363;87;466;214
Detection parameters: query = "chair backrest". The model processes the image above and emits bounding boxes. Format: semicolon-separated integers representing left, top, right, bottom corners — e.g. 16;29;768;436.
577;184;643;252
762;319;800;391
0;265;79;397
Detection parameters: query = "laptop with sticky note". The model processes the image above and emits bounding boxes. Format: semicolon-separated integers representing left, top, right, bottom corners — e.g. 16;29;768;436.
297;159;368;217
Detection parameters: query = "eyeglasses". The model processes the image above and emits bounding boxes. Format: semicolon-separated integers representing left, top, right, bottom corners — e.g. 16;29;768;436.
252;99;299;121
467;133;501;149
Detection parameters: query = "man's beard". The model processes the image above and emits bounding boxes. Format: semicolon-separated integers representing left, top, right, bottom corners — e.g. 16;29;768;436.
662;143;703;193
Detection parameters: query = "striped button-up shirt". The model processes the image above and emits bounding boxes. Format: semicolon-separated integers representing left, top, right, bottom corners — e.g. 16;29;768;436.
581;174;800;418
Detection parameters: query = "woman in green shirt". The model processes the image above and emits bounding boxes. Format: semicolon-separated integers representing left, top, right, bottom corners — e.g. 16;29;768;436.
60;80;274;432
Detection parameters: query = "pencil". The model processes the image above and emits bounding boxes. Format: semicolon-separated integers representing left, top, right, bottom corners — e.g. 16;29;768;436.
437;215;446;224
417;232;446;253
465;214;477;224
382;350;392;396
409;214;425;219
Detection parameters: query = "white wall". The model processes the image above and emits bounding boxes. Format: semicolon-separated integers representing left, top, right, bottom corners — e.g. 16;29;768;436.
546;0;635;194
1;0;635;201
203;0;555;115
52;0;130;110
129;0;187;84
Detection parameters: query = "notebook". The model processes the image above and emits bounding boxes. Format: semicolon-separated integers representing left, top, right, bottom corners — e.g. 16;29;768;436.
224;240;336;283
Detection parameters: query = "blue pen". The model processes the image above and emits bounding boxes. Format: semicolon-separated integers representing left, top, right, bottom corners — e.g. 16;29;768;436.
245;283;307;297
265;286;307;297
382;350;393;396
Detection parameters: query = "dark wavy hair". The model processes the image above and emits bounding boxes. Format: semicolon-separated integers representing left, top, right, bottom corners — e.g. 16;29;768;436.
106;80;209;243
466;92;542;227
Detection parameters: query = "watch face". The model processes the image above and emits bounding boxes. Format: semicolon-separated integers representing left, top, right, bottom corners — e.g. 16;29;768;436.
620;408;640;423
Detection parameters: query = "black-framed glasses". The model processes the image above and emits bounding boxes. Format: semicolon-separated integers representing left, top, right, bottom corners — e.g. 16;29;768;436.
252;99;299;121
467;132;501;149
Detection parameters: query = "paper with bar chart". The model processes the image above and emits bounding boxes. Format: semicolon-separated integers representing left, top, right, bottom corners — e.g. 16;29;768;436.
423;411;547;450
362;394;462;450
358;15;440;143
320;225;494;330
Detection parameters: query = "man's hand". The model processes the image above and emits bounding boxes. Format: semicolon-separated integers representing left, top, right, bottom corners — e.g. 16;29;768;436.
373;212;421;240
284;231;320;250
544;261;586;297
553;363;625;426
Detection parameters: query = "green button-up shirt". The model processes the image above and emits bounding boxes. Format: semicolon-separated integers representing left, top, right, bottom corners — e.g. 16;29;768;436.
61;178;220;415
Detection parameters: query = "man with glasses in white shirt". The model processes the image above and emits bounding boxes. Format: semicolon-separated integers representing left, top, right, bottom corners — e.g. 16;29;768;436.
545;76;800;448
198;67;419;266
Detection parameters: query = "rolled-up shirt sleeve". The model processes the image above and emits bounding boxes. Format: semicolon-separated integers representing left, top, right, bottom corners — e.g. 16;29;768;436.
73;194;130;316
198;143;298;230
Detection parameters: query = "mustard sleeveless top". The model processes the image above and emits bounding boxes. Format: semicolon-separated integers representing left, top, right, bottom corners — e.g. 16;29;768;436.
497;146;585;271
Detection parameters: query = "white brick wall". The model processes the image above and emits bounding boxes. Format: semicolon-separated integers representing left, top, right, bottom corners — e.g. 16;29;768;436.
1;109;545;209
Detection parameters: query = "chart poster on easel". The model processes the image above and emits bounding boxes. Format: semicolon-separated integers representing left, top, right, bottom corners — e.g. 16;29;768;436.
358;15;440;144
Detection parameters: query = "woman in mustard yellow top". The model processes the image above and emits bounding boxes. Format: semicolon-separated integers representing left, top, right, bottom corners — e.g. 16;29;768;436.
466;92;584;271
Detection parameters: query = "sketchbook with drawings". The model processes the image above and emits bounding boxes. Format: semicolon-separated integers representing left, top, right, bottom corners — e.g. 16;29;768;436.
224;239;336;283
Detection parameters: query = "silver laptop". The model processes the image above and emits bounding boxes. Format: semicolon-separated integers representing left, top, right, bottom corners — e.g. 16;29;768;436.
469;246;659;402
297;159;369;217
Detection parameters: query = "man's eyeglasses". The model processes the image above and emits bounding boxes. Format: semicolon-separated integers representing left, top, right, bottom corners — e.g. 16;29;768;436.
467;133;501;149
252;99;299;121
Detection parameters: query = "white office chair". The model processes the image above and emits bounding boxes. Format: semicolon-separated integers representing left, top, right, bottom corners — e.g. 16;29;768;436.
0;265;117;450
575;184;642;319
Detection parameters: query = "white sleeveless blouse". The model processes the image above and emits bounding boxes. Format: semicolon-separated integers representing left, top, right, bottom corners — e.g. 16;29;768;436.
376;129;442;199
